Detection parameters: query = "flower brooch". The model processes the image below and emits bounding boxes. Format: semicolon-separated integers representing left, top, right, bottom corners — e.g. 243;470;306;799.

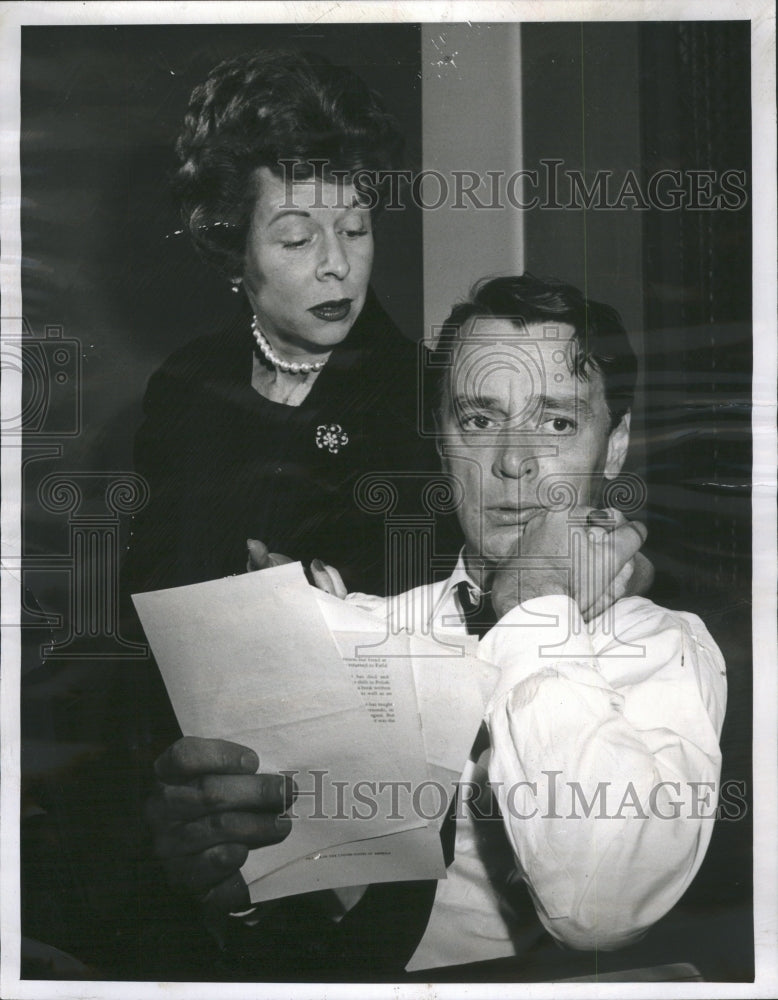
316;423;349;454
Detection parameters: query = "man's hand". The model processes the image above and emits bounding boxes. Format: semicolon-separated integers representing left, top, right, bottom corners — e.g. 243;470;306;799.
619;550;655;603
490;507;648;622
146;737;295;915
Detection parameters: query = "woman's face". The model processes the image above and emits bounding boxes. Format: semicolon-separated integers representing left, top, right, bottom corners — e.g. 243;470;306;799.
242;167;374;358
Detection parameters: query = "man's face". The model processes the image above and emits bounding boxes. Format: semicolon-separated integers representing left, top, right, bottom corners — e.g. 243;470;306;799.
437;318;630;572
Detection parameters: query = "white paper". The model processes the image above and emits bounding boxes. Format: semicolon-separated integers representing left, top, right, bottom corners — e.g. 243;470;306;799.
133;565;442;895
133;565;499;901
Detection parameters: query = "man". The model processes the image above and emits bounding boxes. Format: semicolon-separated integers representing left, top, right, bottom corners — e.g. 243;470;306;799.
147;275;726;977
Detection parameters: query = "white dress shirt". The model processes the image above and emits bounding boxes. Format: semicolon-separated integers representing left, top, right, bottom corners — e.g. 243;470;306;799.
346;555;727;971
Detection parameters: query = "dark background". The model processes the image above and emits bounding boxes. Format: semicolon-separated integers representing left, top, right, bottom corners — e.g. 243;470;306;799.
18;20;753;982
20;22;423;592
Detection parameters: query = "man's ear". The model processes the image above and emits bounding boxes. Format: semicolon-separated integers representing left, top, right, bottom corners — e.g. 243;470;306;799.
603;411;631;479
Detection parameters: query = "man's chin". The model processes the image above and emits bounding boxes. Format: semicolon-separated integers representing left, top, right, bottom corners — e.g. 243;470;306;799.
485;527;527;557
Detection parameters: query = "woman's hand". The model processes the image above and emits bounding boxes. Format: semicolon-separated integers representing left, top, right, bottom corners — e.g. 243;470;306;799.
146;736;295;916
246;538;293;572
309;558;348;599
246;539;348;599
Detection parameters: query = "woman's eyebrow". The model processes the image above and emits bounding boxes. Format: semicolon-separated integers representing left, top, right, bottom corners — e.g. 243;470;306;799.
267;209;312;225
268;198;367;226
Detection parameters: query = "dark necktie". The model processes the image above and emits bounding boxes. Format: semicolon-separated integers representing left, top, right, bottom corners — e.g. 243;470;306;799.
436;582;496;867
456;580;498;638
308;583;496;973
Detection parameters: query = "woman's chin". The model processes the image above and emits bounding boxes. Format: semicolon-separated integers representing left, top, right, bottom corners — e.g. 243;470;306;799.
284;314;361;354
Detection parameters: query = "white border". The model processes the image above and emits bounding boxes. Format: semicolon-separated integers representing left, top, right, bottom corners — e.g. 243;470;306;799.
1;2;776;998
0;0;769;26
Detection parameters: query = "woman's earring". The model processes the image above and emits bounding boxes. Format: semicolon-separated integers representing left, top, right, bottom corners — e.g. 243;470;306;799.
231;278;242;294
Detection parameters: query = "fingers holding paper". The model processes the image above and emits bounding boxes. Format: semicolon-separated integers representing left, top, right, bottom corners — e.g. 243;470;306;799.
147;736;295;904
246;538;294;572
246;538;348;600
148;772;293;823
309;558;348;598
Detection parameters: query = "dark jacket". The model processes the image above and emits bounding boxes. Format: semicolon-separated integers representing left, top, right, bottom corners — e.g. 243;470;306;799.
123;289;449;601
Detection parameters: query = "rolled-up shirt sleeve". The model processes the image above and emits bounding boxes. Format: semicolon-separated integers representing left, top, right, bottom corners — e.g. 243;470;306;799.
479;595;727;951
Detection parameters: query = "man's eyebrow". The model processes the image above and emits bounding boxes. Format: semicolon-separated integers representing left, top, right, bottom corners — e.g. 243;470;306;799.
451;392;591;414
537;393;592;417
450;392;503;411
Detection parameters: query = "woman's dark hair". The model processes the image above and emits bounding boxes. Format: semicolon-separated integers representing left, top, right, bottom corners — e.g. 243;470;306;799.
174;49;405;276
433;274;638;427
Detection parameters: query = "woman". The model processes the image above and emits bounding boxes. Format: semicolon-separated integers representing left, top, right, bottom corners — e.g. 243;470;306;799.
123;49;444;603
94;49;451;979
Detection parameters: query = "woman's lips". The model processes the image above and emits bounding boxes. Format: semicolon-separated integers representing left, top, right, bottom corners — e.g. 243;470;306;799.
308;298;352;322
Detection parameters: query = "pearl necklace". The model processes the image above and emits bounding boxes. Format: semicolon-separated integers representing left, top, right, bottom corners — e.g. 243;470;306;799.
251;316;326;375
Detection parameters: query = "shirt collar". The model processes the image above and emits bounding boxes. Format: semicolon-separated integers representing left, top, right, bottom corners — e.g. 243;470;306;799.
432;549;485;621
433;545;483;621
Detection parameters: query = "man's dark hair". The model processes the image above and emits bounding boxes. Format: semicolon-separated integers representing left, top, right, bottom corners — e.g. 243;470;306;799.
174;49;405;276
432;273;638;428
